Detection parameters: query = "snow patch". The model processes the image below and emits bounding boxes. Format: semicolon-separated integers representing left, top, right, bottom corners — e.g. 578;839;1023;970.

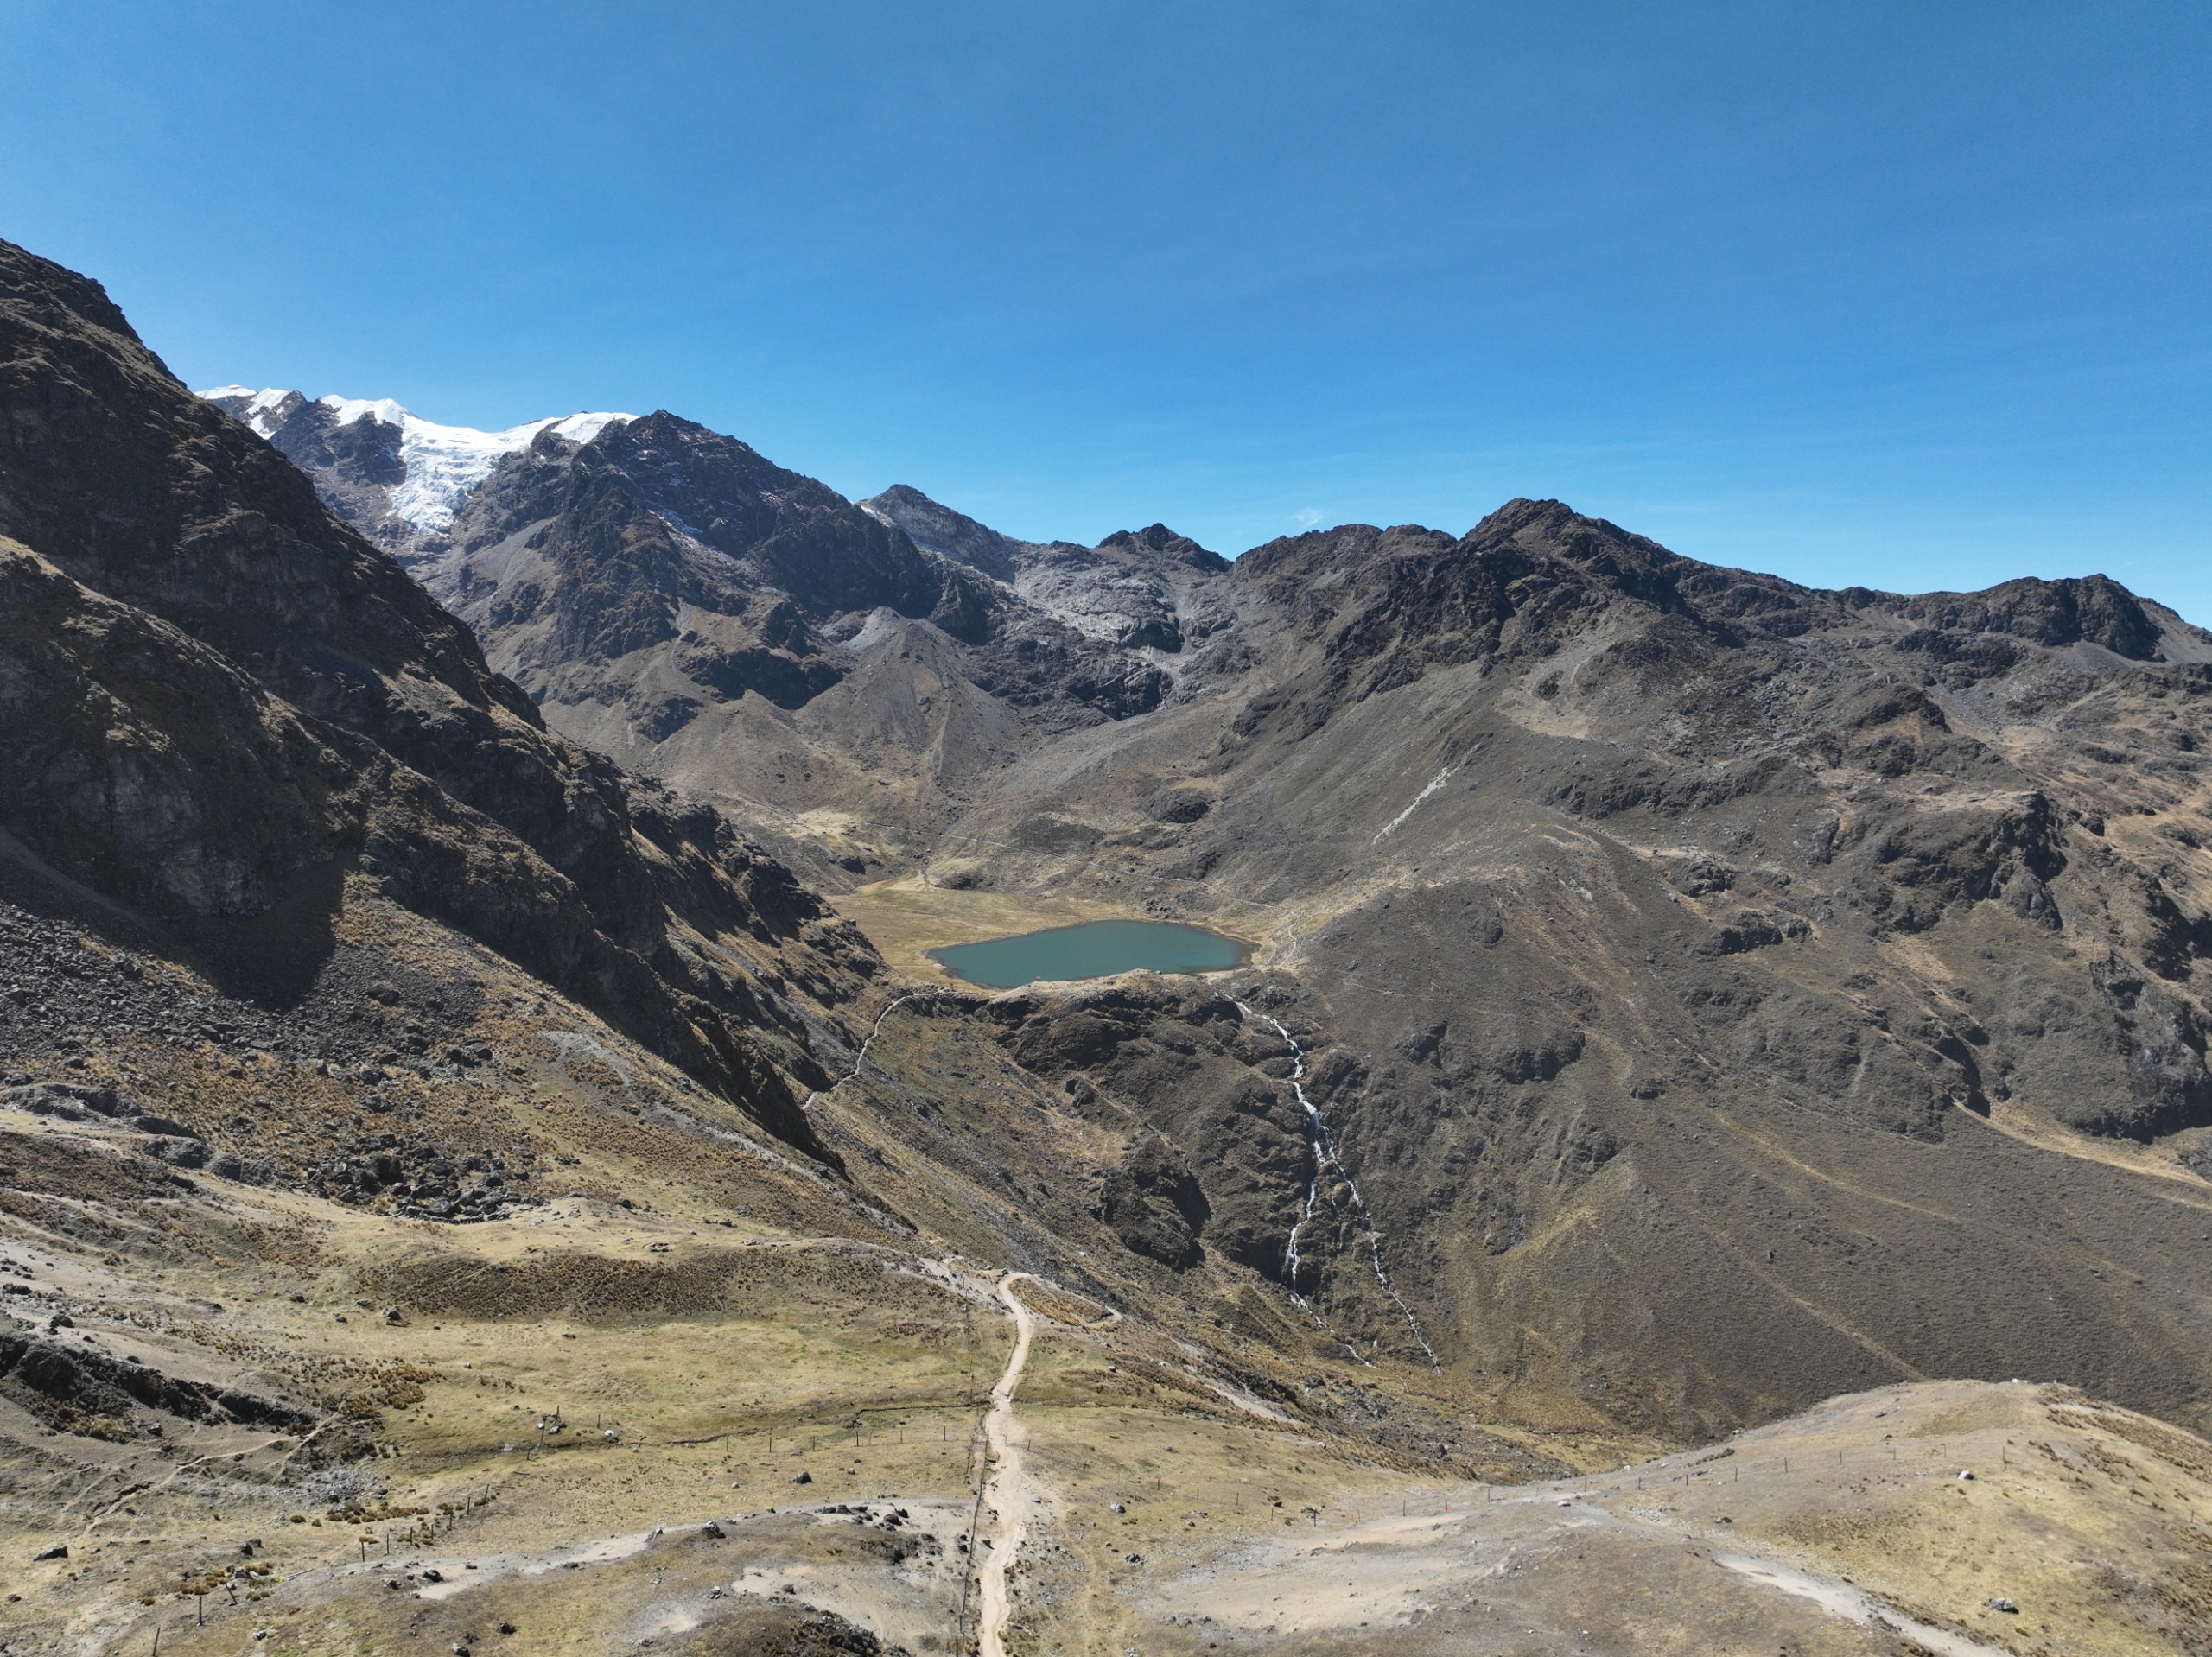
321;397;635;532
319;394;410;430
197;387;634;532
197;385;302;438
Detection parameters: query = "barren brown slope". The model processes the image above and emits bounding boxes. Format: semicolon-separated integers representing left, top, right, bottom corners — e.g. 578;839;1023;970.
906;501;2212;1437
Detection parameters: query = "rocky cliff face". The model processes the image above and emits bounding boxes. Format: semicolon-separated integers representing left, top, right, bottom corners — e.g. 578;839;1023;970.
860;486;1233;658
0;238;869;1162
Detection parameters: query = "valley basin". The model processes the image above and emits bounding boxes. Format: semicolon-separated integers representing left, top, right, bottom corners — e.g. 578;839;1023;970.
926;918;1251;988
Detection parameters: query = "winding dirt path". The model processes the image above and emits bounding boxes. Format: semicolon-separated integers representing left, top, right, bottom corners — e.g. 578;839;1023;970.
974;1271;1041;1657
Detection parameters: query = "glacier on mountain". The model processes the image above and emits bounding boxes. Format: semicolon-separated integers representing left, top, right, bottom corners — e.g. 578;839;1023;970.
197;387;632;533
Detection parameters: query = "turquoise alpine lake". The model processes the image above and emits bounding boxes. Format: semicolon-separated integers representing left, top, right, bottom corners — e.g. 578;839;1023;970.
927;919;1250;988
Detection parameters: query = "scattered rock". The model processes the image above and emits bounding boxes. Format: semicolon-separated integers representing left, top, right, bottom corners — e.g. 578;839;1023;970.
3;1082;121;1121
143;1137;212;1169
130;1114;193;1137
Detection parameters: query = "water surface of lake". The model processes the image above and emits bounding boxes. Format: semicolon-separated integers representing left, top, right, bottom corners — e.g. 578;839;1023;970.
928;919;1249;988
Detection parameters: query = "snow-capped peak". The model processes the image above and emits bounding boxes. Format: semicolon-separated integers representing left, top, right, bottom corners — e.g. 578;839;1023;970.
319;394;410;431
197;385;308;439
196;387;634;533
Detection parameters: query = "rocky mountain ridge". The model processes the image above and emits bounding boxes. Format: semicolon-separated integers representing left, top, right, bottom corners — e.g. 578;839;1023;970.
4;232;2212;1656
197;385;631;565
913;497;2212;1426
190;387;1249;881
200;352;2212;1440
376;412;1217;879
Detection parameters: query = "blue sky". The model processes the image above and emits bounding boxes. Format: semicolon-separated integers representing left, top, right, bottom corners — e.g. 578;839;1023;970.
3;2;2207;614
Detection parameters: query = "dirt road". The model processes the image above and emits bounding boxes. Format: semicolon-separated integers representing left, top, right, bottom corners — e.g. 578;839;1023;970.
975;1271;1041;1657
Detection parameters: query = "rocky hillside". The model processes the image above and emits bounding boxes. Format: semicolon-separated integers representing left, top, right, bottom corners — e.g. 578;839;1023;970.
925;498;2212;1432
188;289;2212;1444
0;238;872;1162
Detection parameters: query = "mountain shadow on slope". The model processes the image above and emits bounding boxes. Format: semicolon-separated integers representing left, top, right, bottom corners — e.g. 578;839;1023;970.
0;236;869;1162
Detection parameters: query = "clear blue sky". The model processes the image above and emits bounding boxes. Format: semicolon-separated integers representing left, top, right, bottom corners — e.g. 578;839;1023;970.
3;3;2207;614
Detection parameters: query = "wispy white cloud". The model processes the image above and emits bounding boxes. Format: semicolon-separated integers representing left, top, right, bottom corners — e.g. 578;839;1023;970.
1293;506;1324;528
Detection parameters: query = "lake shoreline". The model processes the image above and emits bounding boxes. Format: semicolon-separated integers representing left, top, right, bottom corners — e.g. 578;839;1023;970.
926;917;1255;989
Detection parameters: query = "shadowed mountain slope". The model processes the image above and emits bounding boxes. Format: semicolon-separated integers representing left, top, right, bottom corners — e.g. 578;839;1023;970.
0;236;872;1159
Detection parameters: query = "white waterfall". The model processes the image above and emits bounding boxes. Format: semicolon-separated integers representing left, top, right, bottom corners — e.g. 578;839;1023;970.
1239;1002;1440;1370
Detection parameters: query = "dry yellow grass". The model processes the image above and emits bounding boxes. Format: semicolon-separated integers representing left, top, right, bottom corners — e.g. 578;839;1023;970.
827;879;1135;981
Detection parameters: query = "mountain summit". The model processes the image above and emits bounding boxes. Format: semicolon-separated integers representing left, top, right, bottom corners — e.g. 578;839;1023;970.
197;385;632;562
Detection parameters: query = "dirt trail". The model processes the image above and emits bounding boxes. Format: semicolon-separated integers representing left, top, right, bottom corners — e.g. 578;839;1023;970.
1712;1553;1995;1657
975;1271;1041;1657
